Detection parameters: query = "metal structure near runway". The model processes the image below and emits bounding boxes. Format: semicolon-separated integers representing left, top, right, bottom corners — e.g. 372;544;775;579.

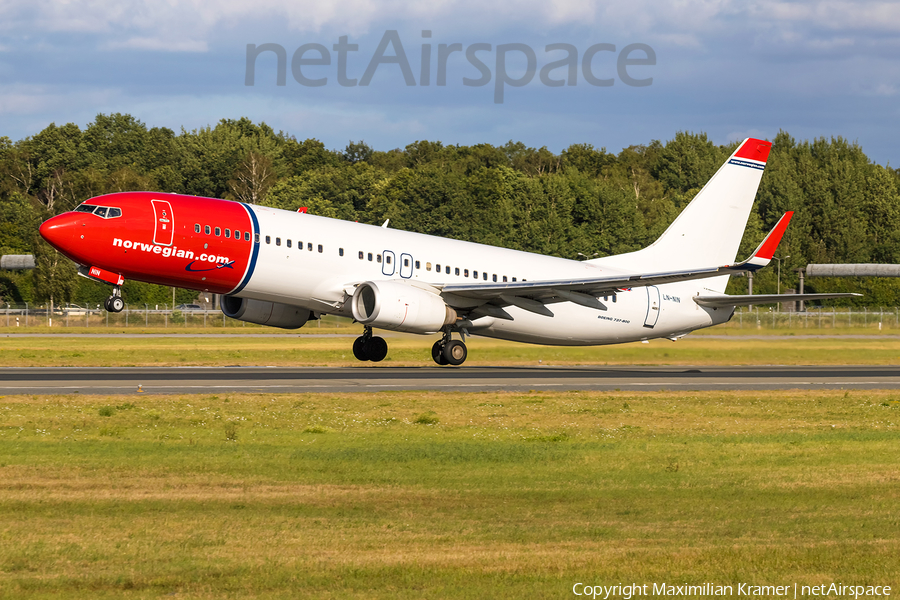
783;264;900;312
806;264;900;277
0;255;35;270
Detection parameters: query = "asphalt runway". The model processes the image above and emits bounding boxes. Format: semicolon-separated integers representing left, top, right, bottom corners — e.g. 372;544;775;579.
2;365;899;394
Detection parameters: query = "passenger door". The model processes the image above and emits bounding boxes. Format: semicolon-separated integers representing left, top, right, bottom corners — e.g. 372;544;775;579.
643;285;660;328
151;199;174;246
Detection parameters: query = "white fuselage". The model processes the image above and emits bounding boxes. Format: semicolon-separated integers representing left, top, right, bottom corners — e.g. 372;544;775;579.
238;205;731;345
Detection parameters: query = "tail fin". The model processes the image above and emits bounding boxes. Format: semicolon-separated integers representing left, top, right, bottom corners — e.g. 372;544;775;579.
594;138;771;281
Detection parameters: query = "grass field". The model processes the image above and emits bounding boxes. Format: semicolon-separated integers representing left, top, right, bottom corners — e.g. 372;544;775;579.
2;330;900;366
1;390;898;598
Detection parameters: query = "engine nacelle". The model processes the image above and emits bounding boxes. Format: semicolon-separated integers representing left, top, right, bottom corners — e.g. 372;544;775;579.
221;296;311;329
351;281;457;334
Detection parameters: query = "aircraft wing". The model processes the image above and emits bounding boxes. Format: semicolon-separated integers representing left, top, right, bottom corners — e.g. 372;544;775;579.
439;213;797;314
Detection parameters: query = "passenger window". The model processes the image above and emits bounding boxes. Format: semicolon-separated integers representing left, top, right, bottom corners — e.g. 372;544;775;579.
308;243;312;251
286;239;291;248
493;274;497;282
436;263;441;272
386;255;391;264
415;261;420;269
276;238;281;246
455;268;459;276
254;233;259;243
483;273;488;281
195;224;201;233
445;266;450;274
225;229;231;238
205;225;210;234
502;276;507;282
339;248;344;257
265;235;271;244
426;262;432;271
464;269;469;277
404;258;409;267
368;253;373;261
108;208;122;218
245;232;251;241
377;254;382;263
613;295;617;303
512;277;517;282
318;245;323;253
215;227;221;236
359;251;364;260
474;271;478;279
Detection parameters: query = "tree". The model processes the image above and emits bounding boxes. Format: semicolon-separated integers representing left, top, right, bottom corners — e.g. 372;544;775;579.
32;238;78;309
227;152;277;204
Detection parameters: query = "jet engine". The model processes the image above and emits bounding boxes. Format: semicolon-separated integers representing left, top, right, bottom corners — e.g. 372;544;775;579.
221;296;311;329
351;281;457;334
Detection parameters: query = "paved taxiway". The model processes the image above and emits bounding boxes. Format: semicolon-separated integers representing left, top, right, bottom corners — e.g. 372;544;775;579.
2;365;899;394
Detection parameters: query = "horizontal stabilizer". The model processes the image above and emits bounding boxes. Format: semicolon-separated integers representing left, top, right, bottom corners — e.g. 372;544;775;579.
693;293;861;308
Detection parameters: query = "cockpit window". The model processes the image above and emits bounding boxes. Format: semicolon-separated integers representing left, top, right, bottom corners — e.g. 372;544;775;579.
74;204;122;219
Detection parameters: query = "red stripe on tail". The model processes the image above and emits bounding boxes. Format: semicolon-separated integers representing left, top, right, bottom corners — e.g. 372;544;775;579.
734;138;772;163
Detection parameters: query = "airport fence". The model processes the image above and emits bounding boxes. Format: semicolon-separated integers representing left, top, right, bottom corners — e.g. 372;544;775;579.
0;304;350;330
724;306;900;331
0;303;898;331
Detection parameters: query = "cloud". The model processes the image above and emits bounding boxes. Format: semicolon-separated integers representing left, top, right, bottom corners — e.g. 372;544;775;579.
105;37;209;53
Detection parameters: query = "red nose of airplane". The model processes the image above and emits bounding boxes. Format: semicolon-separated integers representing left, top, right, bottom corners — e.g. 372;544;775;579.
39;213;84;258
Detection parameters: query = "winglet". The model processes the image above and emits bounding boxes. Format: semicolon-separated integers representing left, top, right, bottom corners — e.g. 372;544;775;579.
732;212;793;270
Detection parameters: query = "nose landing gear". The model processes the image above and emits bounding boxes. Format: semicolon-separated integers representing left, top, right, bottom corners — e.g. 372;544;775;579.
104;286;124;313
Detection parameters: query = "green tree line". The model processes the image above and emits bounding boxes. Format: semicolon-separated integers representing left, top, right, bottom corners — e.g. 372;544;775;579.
2;113;898;307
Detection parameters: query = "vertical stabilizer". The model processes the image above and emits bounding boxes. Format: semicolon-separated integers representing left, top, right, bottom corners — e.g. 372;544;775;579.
593;138;771;290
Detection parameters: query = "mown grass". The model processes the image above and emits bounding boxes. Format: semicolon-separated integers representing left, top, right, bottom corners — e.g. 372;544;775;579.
0;390;898;598
2;333;900;366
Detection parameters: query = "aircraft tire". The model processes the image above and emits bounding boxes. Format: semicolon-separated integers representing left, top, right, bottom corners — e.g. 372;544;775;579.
442;340;467;366
365;336;388;362
109;297;125;313
432;341;449;365
352;336;369;361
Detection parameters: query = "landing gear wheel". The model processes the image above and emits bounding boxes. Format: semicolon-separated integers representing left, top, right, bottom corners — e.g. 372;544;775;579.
442;340;467;366
364;336;388;362
105;296;124;313
432;341;449;365
352;336;368;361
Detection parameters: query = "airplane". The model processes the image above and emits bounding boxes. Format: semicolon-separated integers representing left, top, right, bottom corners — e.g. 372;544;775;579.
39;138;857;365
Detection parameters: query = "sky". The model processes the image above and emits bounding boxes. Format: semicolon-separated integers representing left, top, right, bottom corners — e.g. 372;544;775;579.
0;0;898;164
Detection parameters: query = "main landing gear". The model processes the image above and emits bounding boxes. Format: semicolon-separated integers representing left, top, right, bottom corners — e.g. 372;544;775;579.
104;286;124;313
431;327;467;366
352;326;388;362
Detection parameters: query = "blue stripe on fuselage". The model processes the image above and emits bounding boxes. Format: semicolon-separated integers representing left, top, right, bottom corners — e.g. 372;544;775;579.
228;203;260;295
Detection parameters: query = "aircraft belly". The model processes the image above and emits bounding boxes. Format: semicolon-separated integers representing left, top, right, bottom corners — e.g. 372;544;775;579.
477;284;715;346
